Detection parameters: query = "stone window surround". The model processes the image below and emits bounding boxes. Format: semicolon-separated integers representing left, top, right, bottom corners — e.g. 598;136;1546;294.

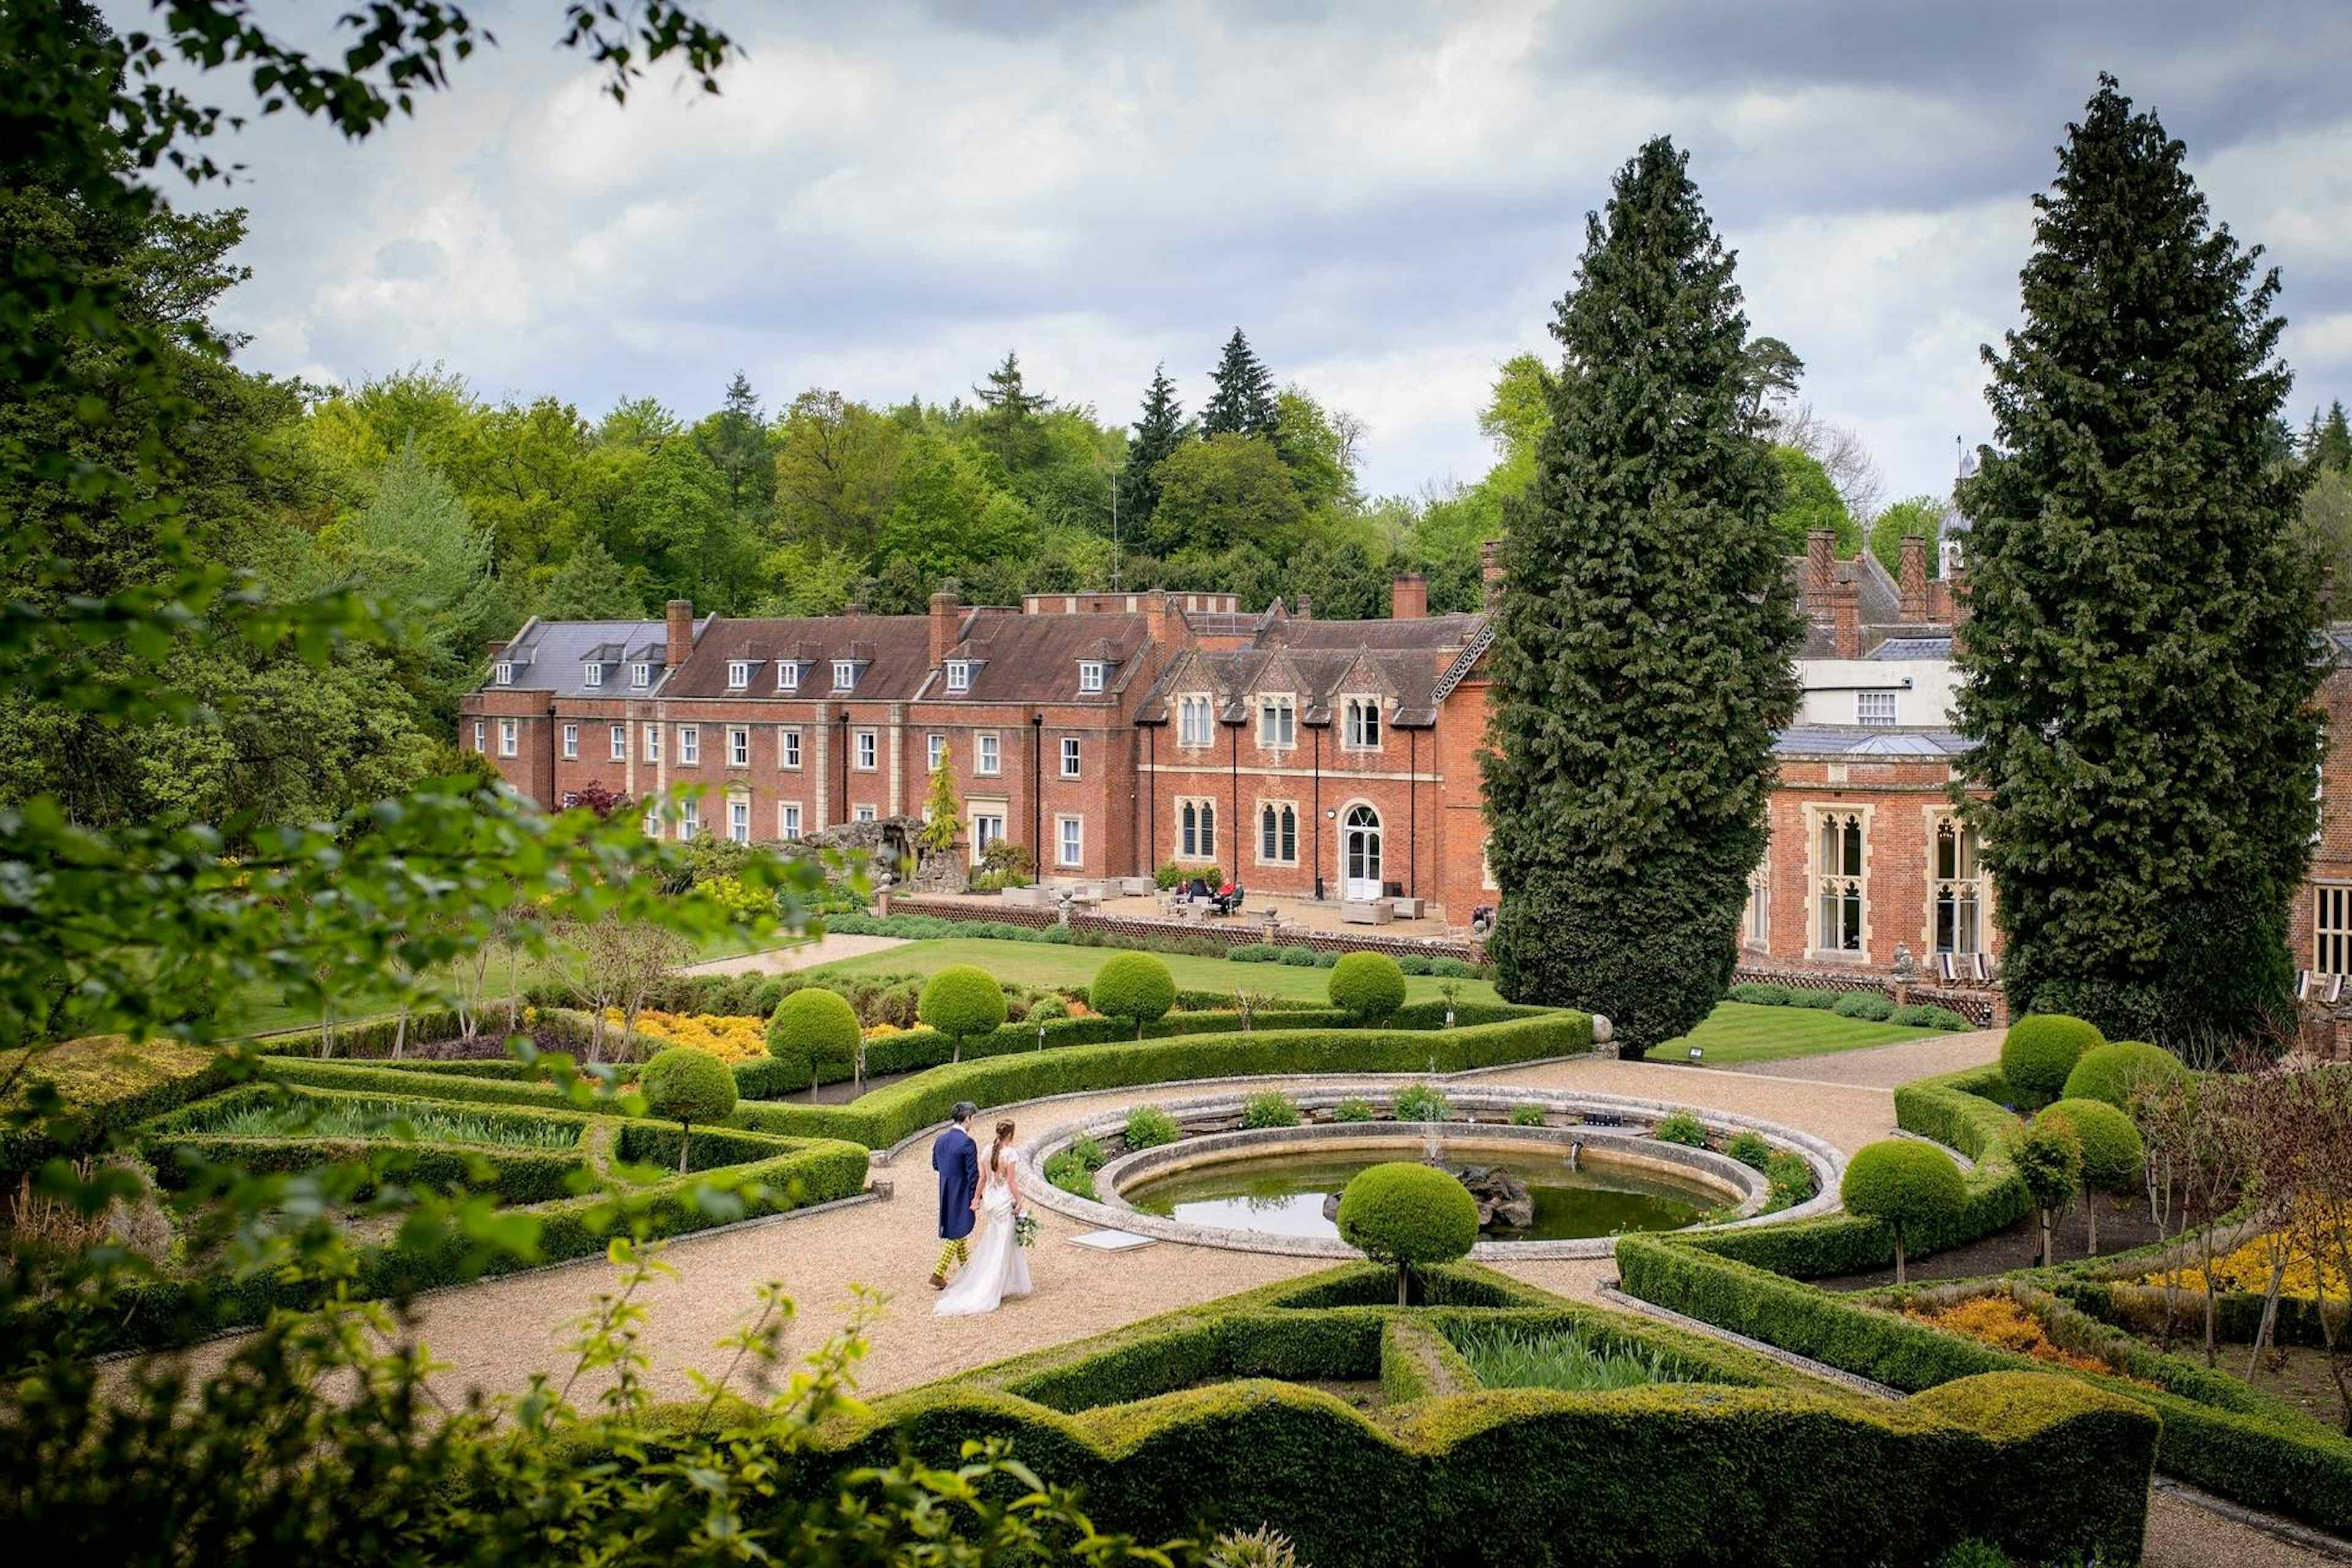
1055;812;1084;867
1806;802;1872;962
1341;693;1382;751
1255;797;1300;866
1176;796;1217;862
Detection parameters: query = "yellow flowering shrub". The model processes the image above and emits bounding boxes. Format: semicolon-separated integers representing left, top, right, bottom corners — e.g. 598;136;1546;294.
2140;1218;2350;1303
1903;1295;2145;1382
613;1009;769;1064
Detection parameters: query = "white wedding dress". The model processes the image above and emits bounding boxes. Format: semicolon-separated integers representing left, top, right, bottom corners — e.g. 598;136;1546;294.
933;1174;1032;1316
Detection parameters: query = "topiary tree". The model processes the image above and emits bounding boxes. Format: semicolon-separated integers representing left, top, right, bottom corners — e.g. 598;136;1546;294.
2013;1115;2084;1268
1479;137;1802;1057
2037;1098;2144;1256
917;964;1007;1063
1950;77;2321;1045
2000;1013;2104;1104
1335;1161;1480;1306
2062;1041;2187;1111
1840;1139;1966;1285
639;1046;737;1174
1091;952;1175;1039
1327;951;1406;1023
767;987;863;1092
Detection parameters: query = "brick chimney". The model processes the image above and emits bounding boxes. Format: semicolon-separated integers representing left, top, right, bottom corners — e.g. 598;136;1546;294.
1391;572;1427;620
929;589;962;668
1804;532;1861;658
1295;594;1312;621
1898;534;1929;622
665;598;693;669
1142;590;1183;650
1806;529;1836;600
1481;538;1506;608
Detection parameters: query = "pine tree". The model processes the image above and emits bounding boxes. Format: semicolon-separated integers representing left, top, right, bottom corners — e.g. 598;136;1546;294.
1122;362;1188;529
2318;399;2352;473
1202;328;1277;439
973;351;1050;475
1953;76;2320;1043
1480;138;1801;1057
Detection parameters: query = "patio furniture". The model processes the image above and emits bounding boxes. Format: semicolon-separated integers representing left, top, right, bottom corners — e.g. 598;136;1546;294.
1210;885;1245;917
1119;876;1155;897
1390;896;1424;919
1342;900;1392;925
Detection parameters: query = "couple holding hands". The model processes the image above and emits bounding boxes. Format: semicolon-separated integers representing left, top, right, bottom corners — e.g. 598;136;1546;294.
929;1101;1035;1316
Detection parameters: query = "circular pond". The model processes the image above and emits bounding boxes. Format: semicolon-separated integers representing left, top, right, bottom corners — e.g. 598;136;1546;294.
1122;1143;1716;1243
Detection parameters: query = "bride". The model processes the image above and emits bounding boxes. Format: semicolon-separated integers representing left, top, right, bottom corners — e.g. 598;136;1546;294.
933;1118;1033;1316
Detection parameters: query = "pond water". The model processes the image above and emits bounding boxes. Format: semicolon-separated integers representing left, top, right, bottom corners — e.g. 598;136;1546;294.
1120;1146;1719;1243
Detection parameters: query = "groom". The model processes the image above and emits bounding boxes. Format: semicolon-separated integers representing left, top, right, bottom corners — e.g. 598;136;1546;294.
930;1101;979;1288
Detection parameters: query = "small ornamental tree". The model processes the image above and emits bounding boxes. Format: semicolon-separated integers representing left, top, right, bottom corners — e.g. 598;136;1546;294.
639;1046;737;1174
767;987;863;1091
1091;952;1175;1039
1335;1161;1479;1306
2000;1013;2103;1104
916;753;959;861
2038;1098;2145;1255
2013;1115;2085;1268
1840;1139;1966;1284
1328;951;1406;1023
2062;1041;2187;1110
1479;136;1803;1055
918;965;1007;1063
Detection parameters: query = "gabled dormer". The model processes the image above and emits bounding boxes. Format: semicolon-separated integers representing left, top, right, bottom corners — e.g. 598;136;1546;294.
831;641;873;693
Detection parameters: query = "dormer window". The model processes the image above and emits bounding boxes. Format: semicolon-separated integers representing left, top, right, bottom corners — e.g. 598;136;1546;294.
630;662;651;689
494;662;514;686
1344;696;1381;750
832;660;857;691
946;660;972;693
1257;693;1296;748
726;660;751;690
777;662;801;692
582;662;603;688
1078;660;1106;693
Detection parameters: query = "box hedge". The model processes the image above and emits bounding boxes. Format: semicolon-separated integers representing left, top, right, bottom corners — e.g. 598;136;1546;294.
1615;1233;2352;1535
1;1036;239;1172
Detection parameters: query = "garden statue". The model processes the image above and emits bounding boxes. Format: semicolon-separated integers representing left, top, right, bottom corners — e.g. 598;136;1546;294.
1057;886;1074;925
1892;941;1917;982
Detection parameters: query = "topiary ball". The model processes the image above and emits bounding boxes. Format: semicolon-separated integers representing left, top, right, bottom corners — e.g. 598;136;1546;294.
1335;1161;1479;1271
917;964;1008;1041
766;987;862;1071
2036;1098;2145;1193
2061;1041;2188;1110
1091;952;1176;1028
1840;1139;1966;1232
2000;1013;2105;1102
640;1046;737;1128
1328;951;1408;1022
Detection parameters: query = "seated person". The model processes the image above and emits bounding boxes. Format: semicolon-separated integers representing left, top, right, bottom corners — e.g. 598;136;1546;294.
1182;876;1212;902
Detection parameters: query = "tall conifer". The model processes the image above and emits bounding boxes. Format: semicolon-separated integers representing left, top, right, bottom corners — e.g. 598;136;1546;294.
1123;361;1188;528
1954;77;2320;1042
1480;138;1800;1056
1202;329;1277;439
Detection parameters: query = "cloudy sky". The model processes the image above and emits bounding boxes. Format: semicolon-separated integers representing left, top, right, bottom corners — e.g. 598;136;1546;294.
153;0;2352;510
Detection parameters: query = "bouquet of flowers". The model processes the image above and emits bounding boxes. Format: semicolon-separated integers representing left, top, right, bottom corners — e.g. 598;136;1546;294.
1013;1212;1039;1249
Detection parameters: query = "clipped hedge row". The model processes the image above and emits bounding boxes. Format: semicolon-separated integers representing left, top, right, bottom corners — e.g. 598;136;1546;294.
16;1129;870;1360
1;1036;239;1173
249;1008;472;1059
1678;1066;2030;1278
1616;1233;2352;1535
143;1134;587;1205
1379;1316;1475;1404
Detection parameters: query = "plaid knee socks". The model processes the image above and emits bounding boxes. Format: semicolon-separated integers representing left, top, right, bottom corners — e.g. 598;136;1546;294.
933;1238;968;1277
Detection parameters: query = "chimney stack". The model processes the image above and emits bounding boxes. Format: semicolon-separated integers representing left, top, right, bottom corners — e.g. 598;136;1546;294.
1898;534;1929;622
1142;590;1183;651
1390;572;1427;620
1295;594;1312;621
1806;529;1836;599
665;599;693;669
929;588;962;668
1481;538;1506;608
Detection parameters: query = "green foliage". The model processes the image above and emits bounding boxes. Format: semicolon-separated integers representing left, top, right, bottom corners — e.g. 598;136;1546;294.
1448;1323;1697;1392
1332;1096;1376;1123
1091;952;1177;1033
2001;1014;2104;1103
916;753;959;857
1278;946;1319;967
1242;1091;1302;1129
1227;943;1279;963
1202;328;1278;440
640;1046;737;1131
1327;951;1406;1022
1892;1003;1972;1030
1841;1140;1966;1241
764;988;861;1081
1147;434;1305;560
2061;1041;2187;1109
1869;495;1946;581
1335;1163;1478;1292
1787;989;1837;1010
1728;983;1789;1006
1952;78;2321;1045
1390;1084;1452;1124
1763;1150;1817;1213
2012;1117;2084;1215
1724;1129;1773;1171
1832;992;1895;1021
1509;1104;1548;1128
1651;1111;1708;1148
2036;1099;2143;1193
1123;1105;1180;1151
916;964;1009;1050
1768;445;1859;555
1481;141;1801;1055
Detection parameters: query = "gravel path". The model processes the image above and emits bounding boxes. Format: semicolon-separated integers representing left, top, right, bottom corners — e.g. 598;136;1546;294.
1717;1027;2003;1087
674;933;907;977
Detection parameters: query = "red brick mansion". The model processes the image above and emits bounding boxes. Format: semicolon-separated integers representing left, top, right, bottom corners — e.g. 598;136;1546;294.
462;535;2352;1007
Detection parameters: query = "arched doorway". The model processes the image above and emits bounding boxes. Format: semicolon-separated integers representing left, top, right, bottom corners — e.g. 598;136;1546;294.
1341;805;1384;902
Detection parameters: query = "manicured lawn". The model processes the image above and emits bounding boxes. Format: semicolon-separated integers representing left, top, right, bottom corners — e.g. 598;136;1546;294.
1657;1001;1943;1065
798;937;1505;1006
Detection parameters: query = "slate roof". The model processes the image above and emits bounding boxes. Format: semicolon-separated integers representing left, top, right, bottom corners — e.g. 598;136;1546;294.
486;617;704;698
1869;636;1954;660
932;612;1155;703
664;615;934;701
1136;612;1489;729
1773;725;1970;758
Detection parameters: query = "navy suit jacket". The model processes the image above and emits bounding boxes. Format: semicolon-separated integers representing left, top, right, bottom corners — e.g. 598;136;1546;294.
933;1124;978;1240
